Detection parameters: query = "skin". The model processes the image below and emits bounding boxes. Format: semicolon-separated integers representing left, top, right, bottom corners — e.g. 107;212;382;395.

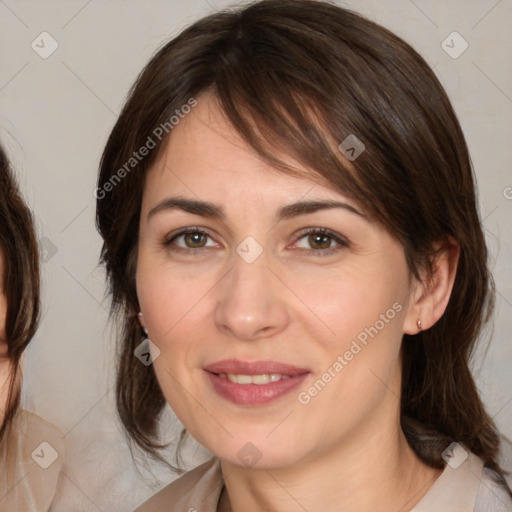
0;251;10;425
136;93;460;512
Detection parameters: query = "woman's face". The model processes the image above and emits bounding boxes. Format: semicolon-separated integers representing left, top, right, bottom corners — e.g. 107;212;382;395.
136;94;419;468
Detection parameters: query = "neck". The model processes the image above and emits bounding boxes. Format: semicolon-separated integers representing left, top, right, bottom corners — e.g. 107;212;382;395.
220;403;442;512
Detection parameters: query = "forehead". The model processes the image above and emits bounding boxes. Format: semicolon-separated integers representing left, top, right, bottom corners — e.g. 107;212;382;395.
145;94;353;206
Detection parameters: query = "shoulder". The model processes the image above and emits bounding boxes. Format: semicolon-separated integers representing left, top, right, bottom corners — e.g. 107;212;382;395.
0;409;64;511
413;449;512;511
19;409;65;444
16;408;65;470
475;466;512;511
2;408;65;468
134;456;224;512
475;432;512;511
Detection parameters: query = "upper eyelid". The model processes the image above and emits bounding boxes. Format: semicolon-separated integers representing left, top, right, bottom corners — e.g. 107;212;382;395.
165;226;348;248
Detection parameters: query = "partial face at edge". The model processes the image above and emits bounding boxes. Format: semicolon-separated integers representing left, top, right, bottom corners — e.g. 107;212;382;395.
135;93;419;469
0;249;11;425
0;250;7;353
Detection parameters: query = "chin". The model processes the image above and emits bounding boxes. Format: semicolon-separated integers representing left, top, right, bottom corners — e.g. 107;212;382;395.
204;431;306;470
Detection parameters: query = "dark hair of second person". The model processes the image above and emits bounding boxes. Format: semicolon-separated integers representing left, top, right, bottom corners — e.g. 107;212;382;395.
0;142;40;448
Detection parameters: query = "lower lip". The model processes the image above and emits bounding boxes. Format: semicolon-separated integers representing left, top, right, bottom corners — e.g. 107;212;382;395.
205;371;310;406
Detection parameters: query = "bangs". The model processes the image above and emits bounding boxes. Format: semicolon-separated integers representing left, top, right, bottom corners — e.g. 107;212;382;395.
211;81;370;209
191;11;425;235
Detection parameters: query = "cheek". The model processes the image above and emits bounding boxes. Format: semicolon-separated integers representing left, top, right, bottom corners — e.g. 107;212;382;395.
293;283;406;443
137;261;212;338
289;258;408;419
137;268;212;443
0;292;7;345
135;255;215;390
289;259;407;352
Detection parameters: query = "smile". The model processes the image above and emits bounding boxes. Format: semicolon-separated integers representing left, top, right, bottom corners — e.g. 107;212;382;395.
203;359;310;406
218;373;291;384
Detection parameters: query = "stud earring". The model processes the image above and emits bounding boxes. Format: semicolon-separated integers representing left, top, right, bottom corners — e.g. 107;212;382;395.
417;319;422;331
138;312;148;336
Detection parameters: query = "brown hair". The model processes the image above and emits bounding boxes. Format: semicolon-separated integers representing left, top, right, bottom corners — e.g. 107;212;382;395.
96;0;510;488
0;142;40;448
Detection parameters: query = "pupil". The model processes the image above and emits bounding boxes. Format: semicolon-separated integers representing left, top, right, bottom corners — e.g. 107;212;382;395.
311;234;329;249
187;233;205;247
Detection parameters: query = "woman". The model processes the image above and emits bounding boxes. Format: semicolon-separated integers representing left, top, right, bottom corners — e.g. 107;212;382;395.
96;0;512;510
0;142;64;510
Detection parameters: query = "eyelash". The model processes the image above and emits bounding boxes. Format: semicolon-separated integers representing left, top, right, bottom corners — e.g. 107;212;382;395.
162;227;349;257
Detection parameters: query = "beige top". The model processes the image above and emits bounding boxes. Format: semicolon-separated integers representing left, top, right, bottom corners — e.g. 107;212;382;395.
134;451;512;511
0;409;64;512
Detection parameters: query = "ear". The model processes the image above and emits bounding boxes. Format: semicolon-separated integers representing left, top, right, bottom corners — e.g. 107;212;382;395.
137;311;148;335
403;237;460;334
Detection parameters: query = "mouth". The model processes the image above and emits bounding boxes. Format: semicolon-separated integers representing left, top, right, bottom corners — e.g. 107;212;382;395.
204;359;311;406
215;373;292;384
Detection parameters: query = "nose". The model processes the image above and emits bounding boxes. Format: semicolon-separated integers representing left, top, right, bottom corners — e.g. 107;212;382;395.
214;245;289;342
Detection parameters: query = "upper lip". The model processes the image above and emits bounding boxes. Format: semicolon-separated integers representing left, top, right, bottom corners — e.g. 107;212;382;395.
204;359;310;376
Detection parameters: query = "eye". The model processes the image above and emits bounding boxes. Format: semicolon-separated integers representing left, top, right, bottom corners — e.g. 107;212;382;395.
292;227;349;256
163;228;217;253
162;226;349;257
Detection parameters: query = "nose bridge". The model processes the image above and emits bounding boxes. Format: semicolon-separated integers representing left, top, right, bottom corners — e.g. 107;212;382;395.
214;236;288;341
233;235;268;294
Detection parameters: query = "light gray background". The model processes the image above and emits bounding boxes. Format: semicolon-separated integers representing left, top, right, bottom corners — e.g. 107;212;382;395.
0;0;511;510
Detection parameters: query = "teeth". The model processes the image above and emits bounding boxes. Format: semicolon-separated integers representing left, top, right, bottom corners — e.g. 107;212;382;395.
218;373;291;384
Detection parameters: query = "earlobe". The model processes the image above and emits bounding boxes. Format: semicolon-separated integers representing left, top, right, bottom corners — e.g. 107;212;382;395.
137;311;148;336
403;237;460;335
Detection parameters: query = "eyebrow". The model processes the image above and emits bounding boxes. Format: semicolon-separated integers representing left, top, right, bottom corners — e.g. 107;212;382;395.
147;196;366;223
